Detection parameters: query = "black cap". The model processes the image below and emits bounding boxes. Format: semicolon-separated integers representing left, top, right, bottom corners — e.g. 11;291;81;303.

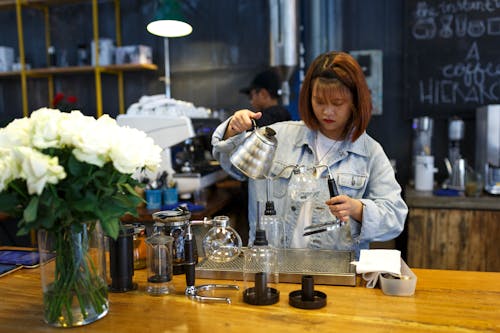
239;69;282;98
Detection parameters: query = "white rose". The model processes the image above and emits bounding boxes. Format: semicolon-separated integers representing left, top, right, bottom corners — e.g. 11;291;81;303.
71;114;111;167
30;108;64;149
109;126;161;174
58;110;89;147
0;117;32;148
142;136;162;171
0;148;18;192
13;147;66;195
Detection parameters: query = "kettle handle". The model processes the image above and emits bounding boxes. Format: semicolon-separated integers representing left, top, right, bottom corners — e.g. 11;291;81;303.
251;118;257;130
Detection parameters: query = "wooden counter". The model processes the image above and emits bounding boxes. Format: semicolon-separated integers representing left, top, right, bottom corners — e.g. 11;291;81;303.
405;187;500;272
0;266;498;332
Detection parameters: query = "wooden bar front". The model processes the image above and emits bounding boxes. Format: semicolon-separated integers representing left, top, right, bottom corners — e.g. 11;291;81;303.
405;188;500;271
0;266;498;332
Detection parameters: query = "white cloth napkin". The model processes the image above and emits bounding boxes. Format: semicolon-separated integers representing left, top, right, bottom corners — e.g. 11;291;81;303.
351;249;402;288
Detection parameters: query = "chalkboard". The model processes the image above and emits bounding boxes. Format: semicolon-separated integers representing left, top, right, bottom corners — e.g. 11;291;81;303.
404;0;500;118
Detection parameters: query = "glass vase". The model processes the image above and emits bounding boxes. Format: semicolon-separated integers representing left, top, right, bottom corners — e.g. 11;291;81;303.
37;221;109;327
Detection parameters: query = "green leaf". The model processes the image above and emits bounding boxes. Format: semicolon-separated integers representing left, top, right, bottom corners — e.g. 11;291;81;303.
23;197;40;222
0;192;21;215
72;192;98;213
100;217;120;240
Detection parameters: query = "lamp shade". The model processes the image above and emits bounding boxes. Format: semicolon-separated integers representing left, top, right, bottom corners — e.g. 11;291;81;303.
147;0;192;37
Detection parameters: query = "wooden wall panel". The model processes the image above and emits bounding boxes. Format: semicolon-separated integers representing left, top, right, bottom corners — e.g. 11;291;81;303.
407;208;500;271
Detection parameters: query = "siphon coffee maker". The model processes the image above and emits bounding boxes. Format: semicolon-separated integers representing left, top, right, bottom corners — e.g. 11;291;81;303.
184;220;240;303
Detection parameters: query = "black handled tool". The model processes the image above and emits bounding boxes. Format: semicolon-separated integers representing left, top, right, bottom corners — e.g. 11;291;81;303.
303;170;344;237
328;174;340;197
184;224;196;291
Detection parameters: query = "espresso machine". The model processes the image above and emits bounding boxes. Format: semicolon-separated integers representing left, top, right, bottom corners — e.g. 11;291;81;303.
171;118;227;195
476;105;500;195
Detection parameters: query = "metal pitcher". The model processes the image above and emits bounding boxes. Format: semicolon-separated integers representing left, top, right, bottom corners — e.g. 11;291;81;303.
230;120;278;179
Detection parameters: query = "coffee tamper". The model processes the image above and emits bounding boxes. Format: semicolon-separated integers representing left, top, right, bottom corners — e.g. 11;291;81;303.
184;222;239;303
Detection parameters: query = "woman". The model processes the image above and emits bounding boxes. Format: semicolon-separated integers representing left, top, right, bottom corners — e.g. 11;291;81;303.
212;51;407;258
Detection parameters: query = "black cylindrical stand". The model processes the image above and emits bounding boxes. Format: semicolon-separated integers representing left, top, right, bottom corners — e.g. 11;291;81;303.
108;224;137;292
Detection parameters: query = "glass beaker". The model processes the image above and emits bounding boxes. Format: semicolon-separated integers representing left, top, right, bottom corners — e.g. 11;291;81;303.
465;167;483;197
146;234;174;295
242;230;279;305
132;223;147;270
288;166;319;202
202;216;242;263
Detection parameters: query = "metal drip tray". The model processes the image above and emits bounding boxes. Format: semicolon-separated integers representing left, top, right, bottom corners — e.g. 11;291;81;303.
196;249;357;286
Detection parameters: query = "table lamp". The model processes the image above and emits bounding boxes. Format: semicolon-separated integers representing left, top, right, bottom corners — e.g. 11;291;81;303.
147;0;192;98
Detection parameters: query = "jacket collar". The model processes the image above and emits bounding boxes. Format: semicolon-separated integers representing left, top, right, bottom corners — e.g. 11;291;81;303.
293;125;369;158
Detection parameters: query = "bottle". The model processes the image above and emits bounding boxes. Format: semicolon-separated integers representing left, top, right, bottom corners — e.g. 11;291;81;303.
259;201;284;249
77;43;88;66
48;46;56;67
242;229;279;305
202;216;242;263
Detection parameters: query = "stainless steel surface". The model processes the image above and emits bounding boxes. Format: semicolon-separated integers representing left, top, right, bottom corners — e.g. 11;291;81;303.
449;158;466;191
185;284;239;304
269;0;298;105
230;123;278;179
476;105;500;195
196;249;356;286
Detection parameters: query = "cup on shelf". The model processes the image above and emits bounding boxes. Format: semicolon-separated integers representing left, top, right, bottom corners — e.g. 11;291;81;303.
163;187;178;206
145;189;162;210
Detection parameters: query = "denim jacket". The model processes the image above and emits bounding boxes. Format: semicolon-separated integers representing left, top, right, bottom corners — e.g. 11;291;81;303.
212;119;408;258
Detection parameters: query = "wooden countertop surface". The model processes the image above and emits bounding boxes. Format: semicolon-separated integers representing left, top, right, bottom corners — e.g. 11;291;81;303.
405;187;500;210
0;265;498;332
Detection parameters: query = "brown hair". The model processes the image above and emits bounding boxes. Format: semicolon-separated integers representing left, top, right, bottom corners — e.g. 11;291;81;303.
298;51;372;142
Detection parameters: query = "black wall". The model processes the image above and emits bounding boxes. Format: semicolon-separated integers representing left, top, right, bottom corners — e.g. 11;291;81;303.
0;0;485;190
342;0;411;187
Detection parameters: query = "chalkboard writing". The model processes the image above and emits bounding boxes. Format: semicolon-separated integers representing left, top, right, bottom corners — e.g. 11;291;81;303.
405;0;500;117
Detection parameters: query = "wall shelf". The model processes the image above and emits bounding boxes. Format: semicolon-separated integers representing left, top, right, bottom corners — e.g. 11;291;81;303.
1;0;157;117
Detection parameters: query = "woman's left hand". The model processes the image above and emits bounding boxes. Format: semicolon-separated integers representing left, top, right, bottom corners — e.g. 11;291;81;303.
325;195;364;222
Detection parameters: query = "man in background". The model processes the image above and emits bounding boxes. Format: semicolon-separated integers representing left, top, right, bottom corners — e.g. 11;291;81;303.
239;68;291;126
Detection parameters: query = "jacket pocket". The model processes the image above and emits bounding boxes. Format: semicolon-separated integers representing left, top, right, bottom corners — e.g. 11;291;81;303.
336;172;367;197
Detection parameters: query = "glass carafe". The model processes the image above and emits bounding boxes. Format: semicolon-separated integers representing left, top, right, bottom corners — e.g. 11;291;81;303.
288;165;319;202
202;216;242;263
242;229;279;305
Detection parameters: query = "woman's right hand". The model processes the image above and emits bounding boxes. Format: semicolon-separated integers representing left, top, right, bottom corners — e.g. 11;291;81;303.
223;109;262;139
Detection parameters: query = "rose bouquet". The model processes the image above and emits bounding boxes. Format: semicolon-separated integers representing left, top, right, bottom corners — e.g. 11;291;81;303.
0;108;161;326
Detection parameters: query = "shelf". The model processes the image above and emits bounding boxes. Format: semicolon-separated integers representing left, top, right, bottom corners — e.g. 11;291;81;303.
0;0;96;10
0;64;157;77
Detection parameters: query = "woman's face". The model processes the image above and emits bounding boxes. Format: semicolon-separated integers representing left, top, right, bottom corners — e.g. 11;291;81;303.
311;79;353;140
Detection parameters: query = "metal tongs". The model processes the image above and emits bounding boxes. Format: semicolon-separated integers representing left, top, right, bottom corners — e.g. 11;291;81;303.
303;167;345;237
184;222;239;303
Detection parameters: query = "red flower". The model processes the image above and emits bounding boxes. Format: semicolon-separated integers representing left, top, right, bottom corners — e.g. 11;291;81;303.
52;92;78;112
52;93;65;107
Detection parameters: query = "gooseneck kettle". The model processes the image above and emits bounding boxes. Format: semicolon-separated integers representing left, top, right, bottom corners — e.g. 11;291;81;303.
230;120;278;179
